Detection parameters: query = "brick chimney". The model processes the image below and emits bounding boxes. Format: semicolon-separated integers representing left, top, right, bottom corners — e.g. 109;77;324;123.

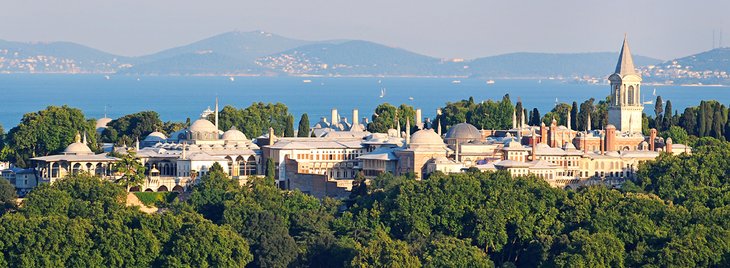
649;128;657;151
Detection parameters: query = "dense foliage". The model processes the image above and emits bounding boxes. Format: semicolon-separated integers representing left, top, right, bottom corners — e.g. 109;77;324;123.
5;106;98;167
216;102;293;139
5;139;730;267
436;95;514;131
101;111;164;145
367;103;416;134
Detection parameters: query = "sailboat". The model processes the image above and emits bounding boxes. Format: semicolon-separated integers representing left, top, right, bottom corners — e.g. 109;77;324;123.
379;88;386;98
652;88;657;96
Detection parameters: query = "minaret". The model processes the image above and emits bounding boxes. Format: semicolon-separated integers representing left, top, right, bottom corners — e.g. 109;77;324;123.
268;127;275;146
215;97;219;130
352;109;359;126
416;108;422;129
181;142;187;160
135;137;140;151
405;118;411;144
587;113;592;131
82;132;87;144
512;109;517;129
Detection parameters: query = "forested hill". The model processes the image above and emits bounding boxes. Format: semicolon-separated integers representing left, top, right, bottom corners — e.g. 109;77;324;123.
0;136;728;267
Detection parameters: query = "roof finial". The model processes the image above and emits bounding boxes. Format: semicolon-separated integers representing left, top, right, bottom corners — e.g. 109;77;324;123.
75;131;81;143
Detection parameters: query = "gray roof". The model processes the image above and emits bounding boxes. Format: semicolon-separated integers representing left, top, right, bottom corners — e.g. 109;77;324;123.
615;36;638;76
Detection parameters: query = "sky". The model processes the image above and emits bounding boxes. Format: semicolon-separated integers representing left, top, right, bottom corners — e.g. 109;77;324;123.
2;0;729;60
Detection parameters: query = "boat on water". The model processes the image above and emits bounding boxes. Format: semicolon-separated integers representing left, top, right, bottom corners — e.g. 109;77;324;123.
408;97;414;101
104;75;110;80
229;76;235;82
452;80;462;84
486;80;495;84
302;79;312;83
379;88;386;98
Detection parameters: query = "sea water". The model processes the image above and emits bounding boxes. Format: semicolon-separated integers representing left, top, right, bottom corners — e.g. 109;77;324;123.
0;74;728;129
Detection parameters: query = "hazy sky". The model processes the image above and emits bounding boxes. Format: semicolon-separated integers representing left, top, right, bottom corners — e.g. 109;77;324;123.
3;0;729;60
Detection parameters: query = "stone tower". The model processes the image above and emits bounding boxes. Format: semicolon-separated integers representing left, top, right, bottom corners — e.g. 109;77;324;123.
607;35;643;135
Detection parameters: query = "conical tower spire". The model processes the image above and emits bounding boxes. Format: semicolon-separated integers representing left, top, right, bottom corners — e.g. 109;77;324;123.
615;34;637;76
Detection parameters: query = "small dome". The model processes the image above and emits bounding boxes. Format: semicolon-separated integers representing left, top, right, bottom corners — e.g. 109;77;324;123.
190;119;217;133
144;131;167;142
64;142;93;155
96;117;112;129
606;124;617;130
445;123;481;141
222;127;247;141
503;139;523;149
666;137;673;144
410;129;444;145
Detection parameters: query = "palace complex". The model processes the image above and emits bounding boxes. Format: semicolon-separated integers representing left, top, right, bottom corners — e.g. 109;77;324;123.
5;36;691;198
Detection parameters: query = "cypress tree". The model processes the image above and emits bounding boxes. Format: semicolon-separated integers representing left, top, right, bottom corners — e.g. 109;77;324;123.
680;107;698;137
266;158;276;179
711;104;724;139
698;101;708;137
297;113;310;138
284;115;294;137
663;100;673;130
515;101;524;127
529;108;541;126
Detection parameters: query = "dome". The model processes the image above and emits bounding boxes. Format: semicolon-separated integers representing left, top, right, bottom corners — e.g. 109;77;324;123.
144;131;167;142
64;142;93;155
222;127;247;141
445;123;481;141
606;124;617;130
666;137;673;144
410;129;444;146
95;117;112;129
190;119;217;133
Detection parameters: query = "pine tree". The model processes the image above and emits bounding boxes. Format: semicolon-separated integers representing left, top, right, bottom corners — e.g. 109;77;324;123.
297;113;310;138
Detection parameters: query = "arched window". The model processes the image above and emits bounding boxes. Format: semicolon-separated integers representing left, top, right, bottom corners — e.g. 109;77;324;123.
246;156;257;175
628;85;635;105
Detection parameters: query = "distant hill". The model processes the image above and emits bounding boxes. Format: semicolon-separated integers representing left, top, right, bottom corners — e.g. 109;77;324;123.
641;48;730;84
467;52;662;79
256;40;460;76
119;52;264;75
139;31;314;62
0;39;131;73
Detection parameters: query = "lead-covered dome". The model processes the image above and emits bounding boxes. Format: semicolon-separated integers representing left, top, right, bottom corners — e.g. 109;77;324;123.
190;119;217;133
411;129;443;145
445;123;481;141
222;126;247;141
144;131;167;142
63;133;93;155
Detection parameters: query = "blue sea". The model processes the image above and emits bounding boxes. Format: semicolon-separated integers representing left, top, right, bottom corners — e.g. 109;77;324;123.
1;74;729;130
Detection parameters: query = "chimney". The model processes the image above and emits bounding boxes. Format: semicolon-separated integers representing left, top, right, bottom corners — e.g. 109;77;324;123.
666;138;673;154
437;109;442;136
550;123;557;148
540;122;547;144
530;129;537;161
416;108;422;129
268;127;275;146
331;109;338;125
353;109;359;126
649;128;657;151
512;109;517;129
583;132;588;154
600;133;605;155
605;125;616;152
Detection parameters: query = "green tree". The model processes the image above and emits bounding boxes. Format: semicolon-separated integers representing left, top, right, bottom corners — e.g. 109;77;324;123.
113;151;146;190
284;114;295;137
265;158;276;180
0;178;17;214
189;166;239;223
102;111;162;144
423;237;493;268
570;101;578;130
662;126;689;144
528;108;541;126
297;113;310;137
160;220;252;267
216;103;293;139
351;229;421;268
7;106;97;167
553;230;625;268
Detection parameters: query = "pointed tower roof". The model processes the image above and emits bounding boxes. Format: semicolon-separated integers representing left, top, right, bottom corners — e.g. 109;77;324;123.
615;35;637;76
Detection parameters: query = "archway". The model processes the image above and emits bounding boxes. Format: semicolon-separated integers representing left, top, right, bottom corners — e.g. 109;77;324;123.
129;186;141;192
246;156;257;175
144;188;154;192
172;185;184;193
157;185;169;192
